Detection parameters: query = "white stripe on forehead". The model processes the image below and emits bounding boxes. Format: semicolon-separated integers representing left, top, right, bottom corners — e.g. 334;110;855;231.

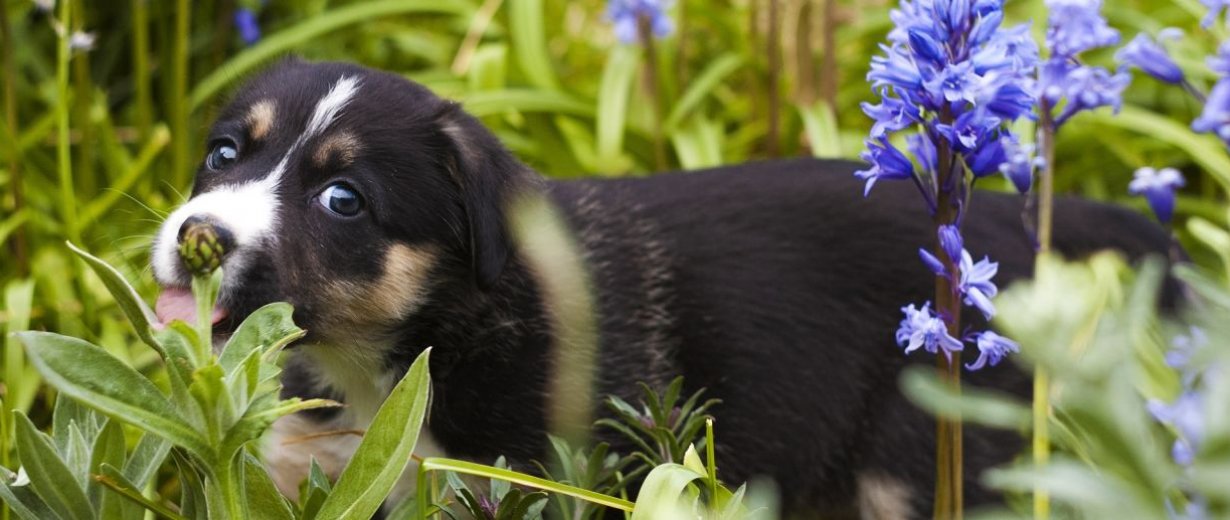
153;75;362;287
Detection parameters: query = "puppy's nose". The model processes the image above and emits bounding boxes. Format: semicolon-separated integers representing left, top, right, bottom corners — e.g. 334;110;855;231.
176;215;236;276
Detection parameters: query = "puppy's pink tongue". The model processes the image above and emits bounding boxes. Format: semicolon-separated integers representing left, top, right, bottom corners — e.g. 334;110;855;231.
155;287;227;327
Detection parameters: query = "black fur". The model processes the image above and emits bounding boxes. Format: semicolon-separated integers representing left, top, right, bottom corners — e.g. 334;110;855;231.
167;59;1178;518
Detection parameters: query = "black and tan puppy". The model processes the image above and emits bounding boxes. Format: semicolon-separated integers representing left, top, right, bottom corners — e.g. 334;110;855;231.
150;59;1174;518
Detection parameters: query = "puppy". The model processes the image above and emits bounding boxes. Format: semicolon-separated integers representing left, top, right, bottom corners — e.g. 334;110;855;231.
150;59;1175;518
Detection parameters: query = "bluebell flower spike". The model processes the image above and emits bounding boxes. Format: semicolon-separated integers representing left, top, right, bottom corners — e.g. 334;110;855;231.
1117;32;1185;85
1128;167;1185;223
964;331;1019;370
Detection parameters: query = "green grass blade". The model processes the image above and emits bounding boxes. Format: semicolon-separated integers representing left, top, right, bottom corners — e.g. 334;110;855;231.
190;1;471;110
507;0;559;89
1091;106;1230;192
420;458;635;512
313;348;433;519
665;54;744;130
3;279;37;415
596;45;641;166
16;331;211;459
459;89;595;118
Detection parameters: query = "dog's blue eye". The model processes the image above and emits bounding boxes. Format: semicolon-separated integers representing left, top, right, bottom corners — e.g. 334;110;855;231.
205;141;238;171
318;184;364;217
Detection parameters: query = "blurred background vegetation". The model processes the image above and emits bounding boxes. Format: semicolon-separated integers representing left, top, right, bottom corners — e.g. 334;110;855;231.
2;0;1230;516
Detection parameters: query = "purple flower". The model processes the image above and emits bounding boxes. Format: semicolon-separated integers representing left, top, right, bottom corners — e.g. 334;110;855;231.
862;94;921;138
1116;32;1185;85
1202;0;1230;28
1044;0;1120;58
856;138;916;196
608;0;673;44
959;250;999;319
1128;167;1185;223
1209;41;1230;75
925;61;981;106
999;138;1038;193
907;133;938;176
967;132;1009;177
896;302;964;359
1193;79;1230;144
965;331;1019;370
1167;326;1207;370
938;225;963;263
1148;392;1205;466
1041;61;1131;125
972;24;1040;75
234;8;261;46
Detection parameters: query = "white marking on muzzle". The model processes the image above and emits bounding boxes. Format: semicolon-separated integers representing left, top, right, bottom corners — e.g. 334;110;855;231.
153;75;361;286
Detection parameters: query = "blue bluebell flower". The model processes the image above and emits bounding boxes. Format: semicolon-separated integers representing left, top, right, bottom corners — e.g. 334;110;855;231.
856;138;916;196
919;248;946;275
999;138;1038;193
1208;41;1230;75
1167;326;1207;371
938;224;963;263
896;302;964;359
1148;392;1205;466
959;250;999;319
1041;61;1131;125
1117;32;1185;85
965;331;1019;370
234;8;261;46
863;93;921;138
967;132;1010;177
1193;80;1230;144
1044;0;1120;58
608;0;673;44
1128;167;1185;223
1202;0;1230;28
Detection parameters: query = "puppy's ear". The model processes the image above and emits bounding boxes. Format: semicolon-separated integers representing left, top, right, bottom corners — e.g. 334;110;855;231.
438;103;534;291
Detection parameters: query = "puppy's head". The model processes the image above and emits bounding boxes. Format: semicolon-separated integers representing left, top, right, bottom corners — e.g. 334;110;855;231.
151;59;528;346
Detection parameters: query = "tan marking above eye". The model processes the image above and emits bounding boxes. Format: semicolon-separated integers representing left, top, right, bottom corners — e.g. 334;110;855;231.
313;131;362;169
247;100;276;141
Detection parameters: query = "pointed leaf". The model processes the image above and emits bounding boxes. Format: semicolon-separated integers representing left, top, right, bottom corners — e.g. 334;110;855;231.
243;452;295;520
315;348;433;519
0;465;57;520
17;331;211;458
97;464;187;520
219;302;302;376
13;412;94;520
629;463;703;520
66;242;164;356
90;419;127;513
122;432;171;488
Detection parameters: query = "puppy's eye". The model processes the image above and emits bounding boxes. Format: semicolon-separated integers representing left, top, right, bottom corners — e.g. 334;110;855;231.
318;183;364;217
205;140;239;171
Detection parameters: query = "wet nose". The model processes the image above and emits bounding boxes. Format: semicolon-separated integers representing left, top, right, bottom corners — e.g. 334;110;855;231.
176;215;236;276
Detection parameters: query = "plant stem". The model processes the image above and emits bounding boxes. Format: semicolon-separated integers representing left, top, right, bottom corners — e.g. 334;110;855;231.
56;0;80;245
171;0;191;189
133;0;152;142
933;122;963;520
638;15;667;170
766;0;781;157
1032;102;1057;520
0;2;28;277
214;456;247;520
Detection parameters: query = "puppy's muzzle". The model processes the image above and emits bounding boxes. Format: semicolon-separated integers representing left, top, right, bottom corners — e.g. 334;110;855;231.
175;215;236;276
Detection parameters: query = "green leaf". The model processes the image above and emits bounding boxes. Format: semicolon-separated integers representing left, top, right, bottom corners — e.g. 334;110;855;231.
899;366;1031;431
243;451;295;520
3;279;37;415
629;463;703;520
17;331;212;459
190;0;472;110
219;302;303;376
299;457;333;520
596;45;641;167
665;54;744;130
96;464;188;520
508;0;558;89
13;412;94;520
0;465;57;520
420;457;634;513
798;100;843;158
315;348;433;519
121;433;171;506
90;419;127;513
1091;106;1230;192
66;242;165;357
459;89;594;118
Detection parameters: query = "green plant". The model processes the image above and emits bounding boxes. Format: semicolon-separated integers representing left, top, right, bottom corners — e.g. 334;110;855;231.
3;245;434;519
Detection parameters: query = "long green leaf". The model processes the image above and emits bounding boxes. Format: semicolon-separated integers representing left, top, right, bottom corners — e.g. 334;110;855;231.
314;348;433;519
190;1;471;110
16;332;211;459
665;54;744;130
4;280;37;416
1091;106;1230;191
242;452;295;520
13;412;94;520
459;89;594;118
508;0;559;89
219;302;302;376
0;465;57;520
629;463;703;520
96;464;188;520
66;242;164;357
419;458;635;512
596;45;641;166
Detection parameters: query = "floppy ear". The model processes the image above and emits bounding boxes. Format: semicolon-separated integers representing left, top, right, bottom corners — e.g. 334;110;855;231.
438;104;534;291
